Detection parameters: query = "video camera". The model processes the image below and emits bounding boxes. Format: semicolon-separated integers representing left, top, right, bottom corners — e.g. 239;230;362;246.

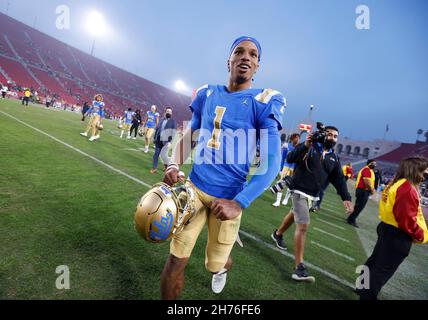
270;175;294;194
310;122;327;144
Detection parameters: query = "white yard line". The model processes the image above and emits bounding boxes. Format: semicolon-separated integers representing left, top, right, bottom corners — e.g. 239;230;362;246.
313;227;350;243
320;201;342;211
318;212;347;223
316;218;346;231
1;109;356;291
319;206;346;217
239;230;355;289
0;111;151;189
311;241;355;262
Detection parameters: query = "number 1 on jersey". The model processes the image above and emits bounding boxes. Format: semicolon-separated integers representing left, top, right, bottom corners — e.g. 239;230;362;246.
207;106;226;150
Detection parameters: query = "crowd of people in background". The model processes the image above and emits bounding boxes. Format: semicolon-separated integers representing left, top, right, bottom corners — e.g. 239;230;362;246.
0;80;126;119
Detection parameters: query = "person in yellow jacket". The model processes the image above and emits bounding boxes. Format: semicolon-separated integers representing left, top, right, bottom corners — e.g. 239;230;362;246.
356;156;428;300
342;162;354;182
347;159;376;227
22;88;31;106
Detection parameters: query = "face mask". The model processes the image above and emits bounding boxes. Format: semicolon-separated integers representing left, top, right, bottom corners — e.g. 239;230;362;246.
166;114;172;119
323;139;336;150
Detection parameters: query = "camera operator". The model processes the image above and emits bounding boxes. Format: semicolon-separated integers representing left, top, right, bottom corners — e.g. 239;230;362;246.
271;124;354;282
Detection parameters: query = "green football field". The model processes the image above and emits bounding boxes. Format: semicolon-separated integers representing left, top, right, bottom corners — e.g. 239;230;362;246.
0;99;426;300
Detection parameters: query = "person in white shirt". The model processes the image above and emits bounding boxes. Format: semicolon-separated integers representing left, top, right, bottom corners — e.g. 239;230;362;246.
1;85;8;99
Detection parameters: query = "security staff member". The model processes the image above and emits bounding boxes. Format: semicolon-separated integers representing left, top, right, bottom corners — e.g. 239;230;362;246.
347;159;376;228
356;157;428;300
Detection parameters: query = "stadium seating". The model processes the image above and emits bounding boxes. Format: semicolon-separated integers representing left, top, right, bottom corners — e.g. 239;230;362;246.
0;12;191;123
376;141;428;163
0;72;7;85
0;55;39;89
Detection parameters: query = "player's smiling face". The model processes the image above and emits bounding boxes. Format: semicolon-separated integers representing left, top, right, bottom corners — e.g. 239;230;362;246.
228;41;259;85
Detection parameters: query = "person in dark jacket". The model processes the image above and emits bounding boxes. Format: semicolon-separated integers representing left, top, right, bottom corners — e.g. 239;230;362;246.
130;109;142;139
81;102;90;122
150;107;176;173
271;126;354;282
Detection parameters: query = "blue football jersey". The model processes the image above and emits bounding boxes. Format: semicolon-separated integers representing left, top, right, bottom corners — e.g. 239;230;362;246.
91;100;105;118
281;143;296;170
189;84;286;199
124;111;135;124
146;111;160;128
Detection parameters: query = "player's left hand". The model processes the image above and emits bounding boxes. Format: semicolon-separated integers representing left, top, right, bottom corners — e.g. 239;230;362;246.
343;200;354;215
211;199;242;221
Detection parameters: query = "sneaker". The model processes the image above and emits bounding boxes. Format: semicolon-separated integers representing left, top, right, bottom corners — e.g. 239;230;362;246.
282;198;289;206
310;206;320;213
271;230;287;250
272;201;280;207
347;219;359;228
150;168;157;174
144;146;149;153
80;132;88;137
292;263;315;283
132;137;136;140
212;268;228;294
89;135;100;142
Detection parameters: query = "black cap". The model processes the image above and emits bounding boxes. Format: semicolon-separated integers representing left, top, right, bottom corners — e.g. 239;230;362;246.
367;159;376;166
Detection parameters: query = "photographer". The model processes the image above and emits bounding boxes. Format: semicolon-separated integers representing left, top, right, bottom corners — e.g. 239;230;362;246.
271;124;354;282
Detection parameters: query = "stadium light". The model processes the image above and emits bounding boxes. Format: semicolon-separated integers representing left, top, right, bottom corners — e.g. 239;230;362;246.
174;80;190;94
85;10;106;56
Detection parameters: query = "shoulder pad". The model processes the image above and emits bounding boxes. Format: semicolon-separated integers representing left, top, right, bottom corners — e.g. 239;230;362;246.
196;84;209;94
255;89;284;105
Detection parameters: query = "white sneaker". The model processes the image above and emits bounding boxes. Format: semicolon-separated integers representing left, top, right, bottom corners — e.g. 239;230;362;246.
132;137;136;140
89;135;100;142
282;199;289;206
272;202;280;207
144;146;149;153
80;132;87;137
212;268;228;294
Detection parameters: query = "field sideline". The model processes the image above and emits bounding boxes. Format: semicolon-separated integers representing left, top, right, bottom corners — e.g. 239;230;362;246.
1;99;426;300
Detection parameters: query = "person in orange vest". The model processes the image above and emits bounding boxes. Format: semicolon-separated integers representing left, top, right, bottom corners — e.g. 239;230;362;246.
347;159;377;227
342;162;354;182
356;156;428;300
22;88;31;106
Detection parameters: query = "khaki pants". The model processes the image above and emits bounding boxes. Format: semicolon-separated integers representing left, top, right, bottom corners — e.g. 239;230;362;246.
144;127;155;147
84;114;101;137
170;181;242;273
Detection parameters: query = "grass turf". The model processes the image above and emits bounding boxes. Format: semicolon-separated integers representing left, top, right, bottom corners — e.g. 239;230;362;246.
1;98;425;300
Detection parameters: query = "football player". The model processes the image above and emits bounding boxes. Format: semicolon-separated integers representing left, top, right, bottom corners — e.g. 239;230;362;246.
80;94;105;142
142;105;160;153
161;36;285;299
272;133;300;207
120;108;135;139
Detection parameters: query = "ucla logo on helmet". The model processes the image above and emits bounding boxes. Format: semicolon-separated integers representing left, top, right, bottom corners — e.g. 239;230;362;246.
149;210;174;241
159;185;172;197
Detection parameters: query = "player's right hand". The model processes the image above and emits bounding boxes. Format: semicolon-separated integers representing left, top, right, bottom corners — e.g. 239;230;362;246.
163;165;179;186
